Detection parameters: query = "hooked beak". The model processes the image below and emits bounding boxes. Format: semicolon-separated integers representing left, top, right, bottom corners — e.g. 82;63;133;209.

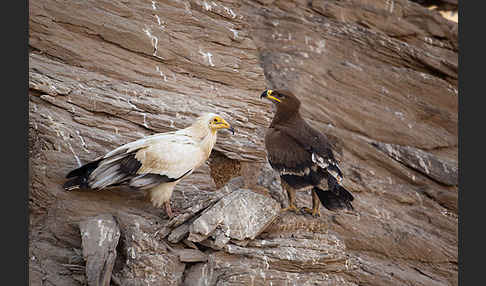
260;89;281;103
219;118;235;135
260;90;268;99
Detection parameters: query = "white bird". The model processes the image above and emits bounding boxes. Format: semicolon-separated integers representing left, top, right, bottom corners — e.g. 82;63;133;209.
63;113;234;218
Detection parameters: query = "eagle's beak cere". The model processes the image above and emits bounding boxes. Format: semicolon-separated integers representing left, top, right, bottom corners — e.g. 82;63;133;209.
260;89;281;103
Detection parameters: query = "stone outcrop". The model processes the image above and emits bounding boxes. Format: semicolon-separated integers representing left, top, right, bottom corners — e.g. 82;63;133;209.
29;0;458;285
187;188;281;246
79;214;120;286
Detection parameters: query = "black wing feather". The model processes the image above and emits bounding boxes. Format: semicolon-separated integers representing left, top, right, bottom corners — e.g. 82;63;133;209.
65;159;102;178
119;153;142;175
313;186;354;211
64;149;192;191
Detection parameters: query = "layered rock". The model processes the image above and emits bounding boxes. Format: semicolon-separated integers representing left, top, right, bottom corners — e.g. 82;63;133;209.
29;0;458;285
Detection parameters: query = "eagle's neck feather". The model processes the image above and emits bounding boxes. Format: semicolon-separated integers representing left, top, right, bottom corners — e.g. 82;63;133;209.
270;110;302;128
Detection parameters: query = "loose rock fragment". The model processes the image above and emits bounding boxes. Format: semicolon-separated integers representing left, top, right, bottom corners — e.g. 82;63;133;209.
78;214;120;286
168;223;191;243
115;213;186;285
188;188;281;245
176;249;208;263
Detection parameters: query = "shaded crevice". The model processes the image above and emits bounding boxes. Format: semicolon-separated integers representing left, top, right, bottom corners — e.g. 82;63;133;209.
412;56;457;83
412;266;440;282
207;150;241;189
111;230;127;280
422;144;457;152
409;0;457;11
415;186;456;212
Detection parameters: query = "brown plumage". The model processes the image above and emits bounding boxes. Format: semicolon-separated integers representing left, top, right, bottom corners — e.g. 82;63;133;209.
261;89;354;216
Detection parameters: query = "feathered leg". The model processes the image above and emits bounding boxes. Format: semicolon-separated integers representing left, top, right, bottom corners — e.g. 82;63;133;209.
280;180;299;213
302;189;321;217
148;182;177;218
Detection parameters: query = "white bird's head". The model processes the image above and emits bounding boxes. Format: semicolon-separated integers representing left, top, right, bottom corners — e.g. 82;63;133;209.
196;113;235;135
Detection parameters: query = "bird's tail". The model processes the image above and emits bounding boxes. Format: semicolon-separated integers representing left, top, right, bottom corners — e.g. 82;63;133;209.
313;178;354;211
63;176;89;191
63;159;101;191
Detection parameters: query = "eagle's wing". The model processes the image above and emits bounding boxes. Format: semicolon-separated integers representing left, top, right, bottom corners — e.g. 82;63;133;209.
265;127;313;176
268;121;353;210
273;122;343;181
86;133;205;190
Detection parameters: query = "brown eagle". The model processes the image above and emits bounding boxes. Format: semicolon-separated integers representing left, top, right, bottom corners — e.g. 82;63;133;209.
63;113;234;218
261;89;354;217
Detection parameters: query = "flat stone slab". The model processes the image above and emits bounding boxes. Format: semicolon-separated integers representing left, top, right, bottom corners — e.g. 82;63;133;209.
188;189;281;244
176;249;208;263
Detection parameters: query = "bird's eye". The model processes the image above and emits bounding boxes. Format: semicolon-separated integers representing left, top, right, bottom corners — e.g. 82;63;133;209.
213;118;218;122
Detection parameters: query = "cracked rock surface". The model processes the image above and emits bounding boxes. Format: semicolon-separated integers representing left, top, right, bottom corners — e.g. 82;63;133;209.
79;214;120;286
29;0;457;285
188;188;281;244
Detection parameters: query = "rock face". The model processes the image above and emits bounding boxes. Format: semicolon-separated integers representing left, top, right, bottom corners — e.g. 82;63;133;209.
29;0;458;285
79;214;120;286
187;188;281;245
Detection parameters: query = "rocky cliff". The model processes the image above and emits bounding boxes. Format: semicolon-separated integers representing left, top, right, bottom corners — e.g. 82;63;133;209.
29;0;458;285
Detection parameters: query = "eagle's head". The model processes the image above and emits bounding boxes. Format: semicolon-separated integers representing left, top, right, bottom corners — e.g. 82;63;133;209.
260;89;301;113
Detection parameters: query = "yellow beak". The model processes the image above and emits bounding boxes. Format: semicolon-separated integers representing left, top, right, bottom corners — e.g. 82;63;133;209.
260;89;281;103
217;118;235;134
267;95;281;103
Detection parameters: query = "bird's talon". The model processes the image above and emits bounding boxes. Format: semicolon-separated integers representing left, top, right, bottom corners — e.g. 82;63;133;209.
281;205;299;213
302;207;321;217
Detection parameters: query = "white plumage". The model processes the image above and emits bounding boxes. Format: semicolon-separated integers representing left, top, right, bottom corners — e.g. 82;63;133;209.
63;112;234;218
